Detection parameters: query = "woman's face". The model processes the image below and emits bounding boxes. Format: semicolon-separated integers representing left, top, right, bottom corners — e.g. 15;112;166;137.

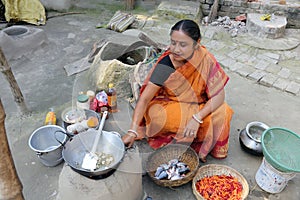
169;30;197;62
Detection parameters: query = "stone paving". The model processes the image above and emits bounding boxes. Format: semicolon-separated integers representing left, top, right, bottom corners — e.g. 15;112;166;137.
207;28;300;96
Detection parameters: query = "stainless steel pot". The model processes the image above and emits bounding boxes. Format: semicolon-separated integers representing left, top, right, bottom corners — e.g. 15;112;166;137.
28;125;68;167
239;121;269;156
62;129;125;177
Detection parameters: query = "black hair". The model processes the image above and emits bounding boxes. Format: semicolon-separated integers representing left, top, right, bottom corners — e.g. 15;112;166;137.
170;19;201;42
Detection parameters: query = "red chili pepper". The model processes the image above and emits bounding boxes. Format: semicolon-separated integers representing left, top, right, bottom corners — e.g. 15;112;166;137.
196;175;243;200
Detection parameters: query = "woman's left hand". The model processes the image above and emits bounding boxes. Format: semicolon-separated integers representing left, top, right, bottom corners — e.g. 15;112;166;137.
122;133;136;147
183;118;200;138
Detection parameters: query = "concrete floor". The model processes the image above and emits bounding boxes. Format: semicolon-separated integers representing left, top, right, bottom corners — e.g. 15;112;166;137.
0;1;299;199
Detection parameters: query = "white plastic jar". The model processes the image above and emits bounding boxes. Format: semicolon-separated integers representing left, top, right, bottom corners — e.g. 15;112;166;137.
77;94;90;110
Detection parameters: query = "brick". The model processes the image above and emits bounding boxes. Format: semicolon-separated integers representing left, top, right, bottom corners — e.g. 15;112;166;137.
290;72;300;83
254;60;270;70
232;1;243;7
248;70;266;82
220;58;237;69
247;56;259;66
236;53;252;63
213;40;226;50
257;53;279;64
259;73;278;87
283;51;297;60
235;65;256;77
278;67;291;78
285;81;300;95
202;4;210;10
206;0;215;4
227;49;243;59
227;61;243;72
273;78;289;91
214;54;227;62
222;0;233;6
263;52;281;60
266;64;281;74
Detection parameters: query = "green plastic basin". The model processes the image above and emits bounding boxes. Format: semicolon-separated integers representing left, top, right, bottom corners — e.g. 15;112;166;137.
261;127;300;173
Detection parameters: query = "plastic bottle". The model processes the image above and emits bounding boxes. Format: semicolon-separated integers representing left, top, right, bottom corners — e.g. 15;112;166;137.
95;90;109;113
107;83;117;112
86;90;95;101
44;108;56;125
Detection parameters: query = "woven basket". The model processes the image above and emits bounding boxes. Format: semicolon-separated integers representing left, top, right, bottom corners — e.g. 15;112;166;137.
192;164;249;200
146;144;200;187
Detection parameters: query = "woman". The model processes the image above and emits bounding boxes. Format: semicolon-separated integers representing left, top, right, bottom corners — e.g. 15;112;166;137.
122;19;233;162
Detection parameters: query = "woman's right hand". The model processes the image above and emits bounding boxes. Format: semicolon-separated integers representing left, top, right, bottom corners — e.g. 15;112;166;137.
122;132;136;147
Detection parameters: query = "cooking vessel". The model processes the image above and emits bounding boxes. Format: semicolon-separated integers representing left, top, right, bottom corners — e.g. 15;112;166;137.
239;121;269;156
61;108;101;135
62;129;125;177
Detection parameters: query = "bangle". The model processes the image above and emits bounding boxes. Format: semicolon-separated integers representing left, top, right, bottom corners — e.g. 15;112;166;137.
127;132;137;138
192;114;203;124
127;129;138;138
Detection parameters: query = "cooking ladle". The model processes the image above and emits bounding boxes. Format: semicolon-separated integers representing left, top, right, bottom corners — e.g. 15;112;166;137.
81;111;108;171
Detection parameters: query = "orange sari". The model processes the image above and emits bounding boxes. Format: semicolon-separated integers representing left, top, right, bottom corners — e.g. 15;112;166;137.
138;46;233;159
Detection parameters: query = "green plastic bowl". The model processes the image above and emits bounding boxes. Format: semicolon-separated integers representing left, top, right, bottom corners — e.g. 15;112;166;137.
261;127;300;173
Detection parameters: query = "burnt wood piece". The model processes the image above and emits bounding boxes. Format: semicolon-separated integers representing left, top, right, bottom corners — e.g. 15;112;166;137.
0;99;24;199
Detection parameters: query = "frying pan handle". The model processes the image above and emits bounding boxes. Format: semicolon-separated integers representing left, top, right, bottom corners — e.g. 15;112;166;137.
110;131;121;138
125;143;136;152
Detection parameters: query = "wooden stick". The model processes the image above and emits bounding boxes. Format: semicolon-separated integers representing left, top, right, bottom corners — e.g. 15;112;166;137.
47;12;85;19
0;48;29;114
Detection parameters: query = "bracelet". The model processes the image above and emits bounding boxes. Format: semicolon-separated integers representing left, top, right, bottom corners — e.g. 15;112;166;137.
192;114;203;124
127;129;138;138
127;132;137;138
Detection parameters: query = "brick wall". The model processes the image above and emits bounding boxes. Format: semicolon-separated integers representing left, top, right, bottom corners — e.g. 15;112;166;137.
199;0;300;28
141;0;300;28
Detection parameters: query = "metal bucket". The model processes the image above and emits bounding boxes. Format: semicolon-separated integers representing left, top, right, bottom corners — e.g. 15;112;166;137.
28;125;68;167
255;157;296;193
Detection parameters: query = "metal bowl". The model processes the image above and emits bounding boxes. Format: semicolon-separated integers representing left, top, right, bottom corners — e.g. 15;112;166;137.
61;109;100;135
61;107;86;124
239;121;269;156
